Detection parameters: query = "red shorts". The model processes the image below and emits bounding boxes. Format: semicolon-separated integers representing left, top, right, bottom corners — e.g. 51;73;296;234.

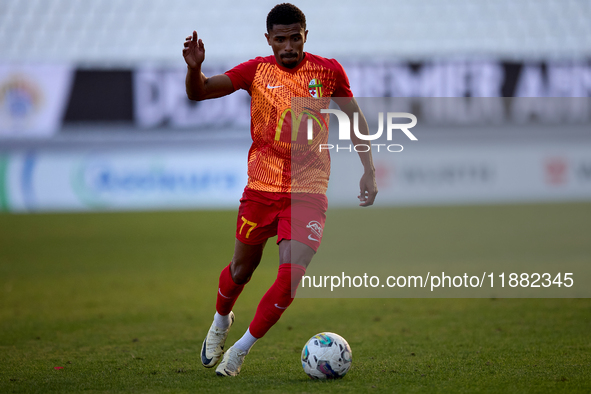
235;188;328;252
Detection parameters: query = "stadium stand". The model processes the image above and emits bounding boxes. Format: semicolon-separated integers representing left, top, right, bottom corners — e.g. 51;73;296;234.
1;0;590;66
0;1;589;213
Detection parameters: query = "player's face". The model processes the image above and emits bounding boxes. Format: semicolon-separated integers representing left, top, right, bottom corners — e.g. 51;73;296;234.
265;23;308;69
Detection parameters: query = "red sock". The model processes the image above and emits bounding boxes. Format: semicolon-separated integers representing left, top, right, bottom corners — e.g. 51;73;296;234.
216;264;245;315
249;264;307;338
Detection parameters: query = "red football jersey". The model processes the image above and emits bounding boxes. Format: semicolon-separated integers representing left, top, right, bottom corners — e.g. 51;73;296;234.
225;53;353;194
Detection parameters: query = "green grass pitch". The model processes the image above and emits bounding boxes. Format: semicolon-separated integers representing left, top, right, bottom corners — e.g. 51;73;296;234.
1;203;590;393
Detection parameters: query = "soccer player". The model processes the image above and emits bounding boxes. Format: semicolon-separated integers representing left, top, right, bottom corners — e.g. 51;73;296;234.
183;3;377;377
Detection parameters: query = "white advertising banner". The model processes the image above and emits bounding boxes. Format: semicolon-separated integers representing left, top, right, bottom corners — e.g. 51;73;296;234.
2;148;247;212
328;141;591;207
0;64;74;138
1;142;590;213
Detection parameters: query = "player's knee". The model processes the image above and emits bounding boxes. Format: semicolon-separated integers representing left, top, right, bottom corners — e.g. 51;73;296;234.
282;257;312;270
230;262;254;285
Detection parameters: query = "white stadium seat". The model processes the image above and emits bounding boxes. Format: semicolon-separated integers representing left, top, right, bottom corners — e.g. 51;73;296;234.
1;0;590;66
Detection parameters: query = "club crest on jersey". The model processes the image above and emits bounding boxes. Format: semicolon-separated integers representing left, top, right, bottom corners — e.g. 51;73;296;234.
308;78;323;98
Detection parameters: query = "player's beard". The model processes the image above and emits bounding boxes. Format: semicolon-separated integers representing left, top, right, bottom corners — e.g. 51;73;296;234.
280;53;299;68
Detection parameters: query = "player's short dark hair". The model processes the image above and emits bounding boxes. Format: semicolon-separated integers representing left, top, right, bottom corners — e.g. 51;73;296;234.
266;3;307;32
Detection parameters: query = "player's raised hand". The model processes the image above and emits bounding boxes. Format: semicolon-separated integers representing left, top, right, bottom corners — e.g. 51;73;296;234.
358;171;378;207
183;31;205;69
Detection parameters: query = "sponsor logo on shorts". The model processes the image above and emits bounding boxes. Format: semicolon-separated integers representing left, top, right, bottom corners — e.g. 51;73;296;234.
306;220;323;243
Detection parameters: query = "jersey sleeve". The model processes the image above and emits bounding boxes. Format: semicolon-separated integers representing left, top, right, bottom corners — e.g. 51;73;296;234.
332;60;354;98
225;58;261;94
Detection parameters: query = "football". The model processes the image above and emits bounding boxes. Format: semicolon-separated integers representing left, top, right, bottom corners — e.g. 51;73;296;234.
301;332;352;379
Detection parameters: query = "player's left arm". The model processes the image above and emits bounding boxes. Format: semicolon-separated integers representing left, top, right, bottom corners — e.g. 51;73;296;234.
337;98;378;207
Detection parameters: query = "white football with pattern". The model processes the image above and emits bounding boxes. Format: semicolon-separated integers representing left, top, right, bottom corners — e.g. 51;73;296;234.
301;332;352;379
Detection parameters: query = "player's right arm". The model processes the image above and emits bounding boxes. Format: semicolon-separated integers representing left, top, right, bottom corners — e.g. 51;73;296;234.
183;31;234;101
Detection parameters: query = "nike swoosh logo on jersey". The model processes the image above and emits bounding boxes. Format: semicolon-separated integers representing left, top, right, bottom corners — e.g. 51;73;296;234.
274;303;288;309
266;84;284;89
308;234;319;242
